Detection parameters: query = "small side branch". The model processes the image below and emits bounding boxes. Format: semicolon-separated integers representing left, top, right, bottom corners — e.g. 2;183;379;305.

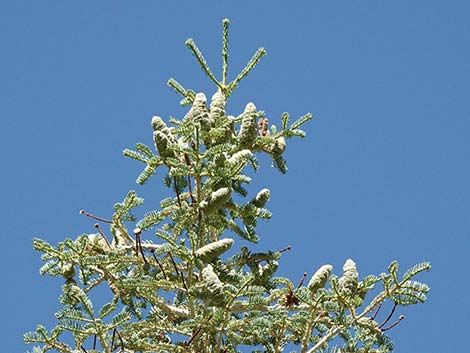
370;303;382;321
187;314;213;347
298;272;308;288
151;251;168;280
174;177;182;208
116;329;125;352
169;252;187;291
381;315;405;332
227;47;266;96
278;245;292;253
222;18;230;85
110;328;116;351
306;326;344;353
94;223;111;249
133;228;148;264
80;209;112;224
379;303;397;329
185;38;222;90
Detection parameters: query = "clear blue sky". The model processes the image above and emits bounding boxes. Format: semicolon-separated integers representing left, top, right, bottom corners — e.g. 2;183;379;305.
2;2;469;352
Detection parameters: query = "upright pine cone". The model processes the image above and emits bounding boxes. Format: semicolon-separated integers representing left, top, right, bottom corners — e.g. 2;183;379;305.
151;116;175;158
338;259;359;295
195;238;234;263
199;187;232;213
238;102;258;148
190;93;212;131
307;264;332;295
201;264;226;306
209;90;226;121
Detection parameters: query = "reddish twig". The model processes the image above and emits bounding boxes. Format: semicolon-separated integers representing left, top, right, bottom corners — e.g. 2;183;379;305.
174;177;182;208
278;245;292;253
169;252;187;291
151;251;168;280
184;153;196;203
297;272;307;289
381;315;404;332
186;315;213;346
116;329;125;352
187;326;204;346
133;228;148;264
94;223;111;249
371;303;382;321
188;175;195;203
111;328;116;351
379;303;397;329
80;209;112;223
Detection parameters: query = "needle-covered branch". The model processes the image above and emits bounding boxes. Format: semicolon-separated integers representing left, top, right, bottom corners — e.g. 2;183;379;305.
26;19;430;353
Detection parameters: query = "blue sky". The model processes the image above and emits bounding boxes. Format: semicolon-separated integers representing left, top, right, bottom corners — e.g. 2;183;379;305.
1;1;469;352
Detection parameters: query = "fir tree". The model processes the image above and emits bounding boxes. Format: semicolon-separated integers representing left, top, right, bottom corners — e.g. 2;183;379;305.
25;19;430;353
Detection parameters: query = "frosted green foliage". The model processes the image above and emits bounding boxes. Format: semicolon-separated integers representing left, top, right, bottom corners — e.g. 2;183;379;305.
153;297;190;318
339;258;359;295
257;260;278;285
26;19;430;353
201;264;226;306
61;263;75;280
199;187;232;213
227;149;252;167
356;317;382;335
238;102;258;148
251;188;270;208
274;136;286;153
62;281;94;317
84;233;109;253
308;264;333;294
195;238;234;263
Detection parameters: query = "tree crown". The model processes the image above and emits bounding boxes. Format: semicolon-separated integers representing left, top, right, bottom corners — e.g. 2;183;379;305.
25;19;430;353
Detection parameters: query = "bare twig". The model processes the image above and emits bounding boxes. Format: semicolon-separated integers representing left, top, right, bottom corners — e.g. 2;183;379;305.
174;177;182;208
80;209;112;223
111;328;116;351
169;252;187;290
306;326;344;353
133;228;148;264
184;153;196;203
298;272;308;289
371;303;382;321
151;251;168;280
379;303;397;329
168;252;180;276
187;315;213;346
187;326;204;346
116;329;124;352
278;245;292;253
381;315;404;332
94;223;111;249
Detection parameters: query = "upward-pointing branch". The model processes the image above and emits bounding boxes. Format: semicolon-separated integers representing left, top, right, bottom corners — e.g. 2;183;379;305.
222;18;230;86
186;38;223;90
227;47;267;97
